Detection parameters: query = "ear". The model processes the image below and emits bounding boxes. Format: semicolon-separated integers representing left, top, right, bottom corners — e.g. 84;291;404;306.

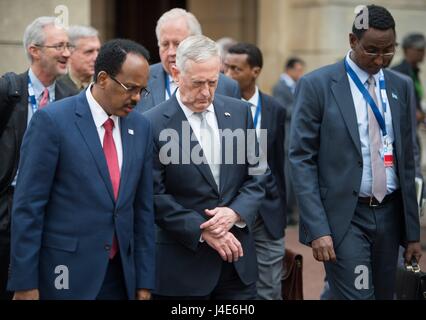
28;45;40;61
349;33;357;50
96;71;109;88
252;66;261;79
170;65;180;85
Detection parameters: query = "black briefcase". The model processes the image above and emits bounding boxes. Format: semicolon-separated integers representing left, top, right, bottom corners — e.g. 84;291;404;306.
396;259;426;300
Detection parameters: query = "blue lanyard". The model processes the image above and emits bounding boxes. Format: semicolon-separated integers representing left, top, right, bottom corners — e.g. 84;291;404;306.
344;59;387;136
27;78;38;114
253;94;262;128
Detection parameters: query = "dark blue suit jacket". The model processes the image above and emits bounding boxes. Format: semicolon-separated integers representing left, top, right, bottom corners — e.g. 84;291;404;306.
289;60;420;247
135;63;241;113
258;92;287;239
144;94;267;296
8;91;156;299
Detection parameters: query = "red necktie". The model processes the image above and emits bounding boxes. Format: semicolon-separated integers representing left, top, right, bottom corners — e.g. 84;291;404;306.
103;118;120;259
39;88;49;109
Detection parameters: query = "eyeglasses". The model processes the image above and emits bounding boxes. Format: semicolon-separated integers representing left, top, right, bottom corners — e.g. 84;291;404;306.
109;75;150;98
34;43;75;52
359;43;395;58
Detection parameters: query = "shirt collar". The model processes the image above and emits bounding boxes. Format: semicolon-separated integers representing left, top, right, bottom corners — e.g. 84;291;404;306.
346;51;381;85
176;89;215;119
68;68;91;90
242;86;259;106
85;84;120;129
29;67;56;101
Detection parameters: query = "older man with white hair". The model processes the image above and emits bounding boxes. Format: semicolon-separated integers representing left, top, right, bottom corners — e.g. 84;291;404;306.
135;8;240;113
0;16;77;300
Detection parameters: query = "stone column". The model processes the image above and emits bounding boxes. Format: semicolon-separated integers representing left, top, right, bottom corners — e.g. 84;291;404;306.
0;0;90;74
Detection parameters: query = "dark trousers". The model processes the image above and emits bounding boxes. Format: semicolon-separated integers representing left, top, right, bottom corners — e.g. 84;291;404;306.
0;187;13;300
325;192;402;300
154;261;257;300
96;253;128;300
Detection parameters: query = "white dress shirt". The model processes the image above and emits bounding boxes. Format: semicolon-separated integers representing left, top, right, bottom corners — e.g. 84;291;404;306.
345;52;399;196
165;74;178;100
86;85;123;171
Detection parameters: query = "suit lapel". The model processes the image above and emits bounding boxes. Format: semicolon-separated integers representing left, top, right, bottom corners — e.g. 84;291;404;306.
74;92;115;202
331;61;362;157
384;72;402;158
151;67;166;106
214;97;234;195
117;116;133;205
164;97;219;193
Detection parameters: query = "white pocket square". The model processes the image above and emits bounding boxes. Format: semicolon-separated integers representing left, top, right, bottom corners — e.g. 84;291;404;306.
128;129;134;135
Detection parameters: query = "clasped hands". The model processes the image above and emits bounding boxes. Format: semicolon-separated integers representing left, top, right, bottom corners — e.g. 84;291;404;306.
200;207;244;263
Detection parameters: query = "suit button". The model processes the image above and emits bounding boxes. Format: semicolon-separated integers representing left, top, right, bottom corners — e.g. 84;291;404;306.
358;160;363;167
104;244;111;251
353;190;358;196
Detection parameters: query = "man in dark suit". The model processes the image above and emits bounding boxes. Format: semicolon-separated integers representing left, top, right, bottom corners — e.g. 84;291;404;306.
144;35;267;299
58;25;101;92
289;5;422;299
272;57;305;226
0;16;77;300
392;33;425;122
7;39;155;300
224;42;286;300
135;8;240;114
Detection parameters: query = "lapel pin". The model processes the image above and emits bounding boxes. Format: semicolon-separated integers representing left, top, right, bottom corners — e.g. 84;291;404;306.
391;92;398;100
224;112;231;117
128;129;134;135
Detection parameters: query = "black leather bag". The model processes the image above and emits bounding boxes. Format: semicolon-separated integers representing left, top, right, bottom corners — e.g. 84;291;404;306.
396;259;426;300
0;72;21;138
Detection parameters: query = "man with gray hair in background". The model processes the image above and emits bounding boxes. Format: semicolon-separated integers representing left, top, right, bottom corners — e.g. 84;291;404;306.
58;25;101;91
135;8;240;113
0;16;77;300
144;35;266;299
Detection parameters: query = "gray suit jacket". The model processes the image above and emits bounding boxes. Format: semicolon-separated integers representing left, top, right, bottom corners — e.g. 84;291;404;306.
135;63;241;113
272;78;294;122
289;60;420;247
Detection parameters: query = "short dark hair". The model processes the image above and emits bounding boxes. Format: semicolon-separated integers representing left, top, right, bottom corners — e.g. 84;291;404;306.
227;42;263;68
94;38;150;82
285;57;305;70
352;5;395;39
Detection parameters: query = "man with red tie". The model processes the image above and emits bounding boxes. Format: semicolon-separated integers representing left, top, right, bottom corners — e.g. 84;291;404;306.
7;39;155;300
0;16;77;300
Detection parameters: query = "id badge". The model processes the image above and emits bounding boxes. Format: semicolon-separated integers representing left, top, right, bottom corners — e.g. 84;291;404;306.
383;137;393;167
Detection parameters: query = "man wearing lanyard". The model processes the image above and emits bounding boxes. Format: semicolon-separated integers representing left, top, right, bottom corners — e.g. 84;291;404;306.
134;8;240;114
289;4;422;299
0;16;77;300
224;43;287;300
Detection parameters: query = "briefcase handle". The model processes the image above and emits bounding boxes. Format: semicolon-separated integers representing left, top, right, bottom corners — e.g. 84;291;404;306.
405;258;422;273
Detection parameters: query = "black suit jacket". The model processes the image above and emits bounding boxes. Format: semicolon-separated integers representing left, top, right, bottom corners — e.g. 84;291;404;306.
258;92;287;238
144;93;267;296
0;71;77;241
